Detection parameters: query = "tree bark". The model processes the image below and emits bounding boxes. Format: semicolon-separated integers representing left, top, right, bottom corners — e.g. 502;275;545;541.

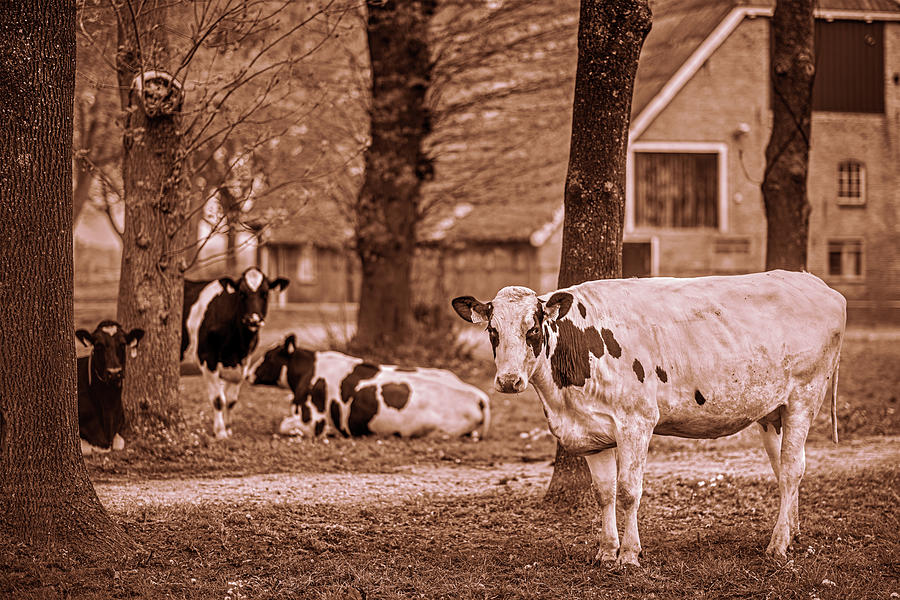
763;0;815;271
353;0;436;351
0;1;133;558
544;0;652;508
115;0;188;432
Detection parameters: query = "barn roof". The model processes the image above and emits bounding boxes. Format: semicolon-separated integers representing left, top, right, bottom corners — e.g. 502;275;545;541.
424;0;900;246
259;0;899;249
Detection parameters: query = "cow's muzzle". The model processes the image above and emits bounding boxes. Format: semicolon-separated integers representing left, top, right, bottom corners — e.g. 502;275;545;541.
243;314;264;330
106;367;124;380
495;373;526;394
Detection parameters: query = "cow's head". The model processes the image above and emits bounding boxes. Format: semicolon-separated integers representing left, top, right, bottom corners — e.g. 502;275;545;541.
76;320;145;383
250;334;296;387
453;286;571;393
219;267;289;332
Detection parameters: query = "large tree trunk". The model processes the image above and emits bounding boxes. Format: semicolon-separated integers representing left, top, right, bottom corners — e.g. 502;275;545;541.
0;1;133;558
353;0;436;350
115;0;188;432
763;0;815;271
544;0;652;508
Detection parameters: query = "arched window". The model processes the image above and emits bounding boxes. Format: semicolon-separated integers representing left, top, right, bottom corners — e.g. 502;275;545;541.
837;160;866;205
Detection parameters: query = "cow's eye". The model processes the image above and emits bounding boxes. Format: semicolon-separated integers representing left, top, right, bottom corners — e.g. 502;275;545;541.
526;327;540;338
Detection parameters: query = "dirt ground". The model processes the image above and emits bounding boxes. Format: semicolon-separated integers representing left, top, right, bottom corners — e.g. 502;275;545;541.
96;435;900;510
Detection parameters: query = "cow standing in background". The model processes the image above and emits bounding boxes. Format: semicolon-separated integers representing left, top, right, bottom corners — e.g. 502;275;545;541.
182;266;289;439
250;334;490;439
453;270;845;564
77;320;144;454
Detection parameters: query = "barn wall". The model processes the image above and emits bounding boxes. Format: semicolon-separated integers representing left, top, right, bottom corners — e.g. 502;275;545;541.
261;244;359;304
637;16;900;322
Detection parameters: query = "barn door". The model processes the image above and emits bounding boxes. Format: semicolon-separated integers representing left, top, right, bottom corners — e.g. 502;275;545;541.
623;241;652;278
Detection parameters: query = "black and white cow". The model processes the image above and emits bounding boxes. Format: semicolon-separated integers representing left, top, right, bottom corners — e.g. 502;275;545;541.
453;270;846;565
76;320;144;455
250;334;490;438
181;266;289;438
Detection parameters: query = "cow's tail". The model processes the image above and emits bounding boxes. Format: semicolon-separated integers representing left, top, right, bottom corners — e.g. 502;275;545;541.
477;392;491;440
829;361;840;444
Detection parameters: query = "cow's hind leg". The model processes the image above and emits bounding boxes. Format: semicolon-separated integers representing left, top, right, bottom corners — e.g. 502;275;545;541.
615;427;653;567
585;448;619;563
766;402;814;559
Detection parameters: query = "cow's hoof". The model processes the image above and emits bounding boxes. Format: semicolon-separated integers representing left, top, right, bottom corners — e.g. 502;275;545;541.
214;430;230;440
112;434;125;451
593;548;619;564
765;543;788;561
615;551;641;568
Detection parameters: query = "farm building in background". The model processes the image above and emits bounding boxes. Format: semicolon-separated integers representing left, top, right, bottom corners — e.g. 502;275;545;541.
73;0;900;324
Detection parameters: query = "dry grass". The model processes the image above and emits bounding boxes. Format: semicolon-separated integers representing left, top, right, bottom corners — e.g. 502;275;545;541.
2;465;898;599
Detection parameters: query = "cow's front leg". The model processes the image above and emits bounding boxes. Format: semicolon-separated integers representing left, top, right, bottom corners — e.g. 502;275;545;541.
585;448;619;563
223;379;242;437
202;367;229;439
615;426;652;567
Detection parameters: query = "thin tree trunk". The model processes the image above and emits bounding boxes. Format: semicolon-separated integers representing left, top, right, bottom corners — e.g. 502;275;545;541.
544;0;651;508
354;0;436;351
115;0;188;432
0;1;133;558
763;0;814;271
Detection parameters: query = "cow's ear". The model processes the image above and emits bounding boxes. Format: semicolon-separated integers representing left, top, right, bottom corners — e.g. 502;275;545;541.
544;291;574;322
219;277;238;293
451;296;491;324
283;334;297;355
270;277;289;291
75;329;94;347
126;329;145;357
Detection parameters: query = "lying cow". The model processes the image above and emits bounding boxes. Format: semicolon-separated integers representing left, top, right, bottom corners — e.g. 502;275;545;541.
452;270;845;565
250;334;490;438
181;266;289;438
76;320;144;455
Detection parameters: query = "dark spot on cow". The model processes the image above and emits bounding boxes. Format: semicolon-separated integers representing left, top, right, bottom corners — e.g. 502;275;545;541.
227;400;237;410
550;320;605;388
526;311;543;358
546;291;574;320
213;397;224;411
695;390;706;405
314;419;325;437
549;320;558;333
487;322;499;358
340;363;380;403
382;382;411;410
395;367;417;373
300;401;311;423
600;328;621;358
578;302;587;318
329;401;348;437
348;385;379;435
632;359;644;383
310;378;327;412
655;366;668;382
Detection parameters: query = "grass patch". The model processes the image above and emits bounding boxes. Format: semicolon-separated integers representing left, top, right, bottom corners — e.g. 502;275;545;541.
3;465;898;599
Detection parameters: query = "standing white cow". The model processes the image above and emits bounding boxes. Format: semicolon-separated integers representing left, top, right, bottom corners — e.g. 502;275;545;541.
452;270;845;565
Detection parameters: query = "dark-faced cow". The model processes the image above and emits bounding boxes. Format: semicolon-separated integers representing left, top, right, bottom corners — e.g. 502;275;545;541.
76;320;144;455
453;270;845;565
181;266;289;438
250;334;490;438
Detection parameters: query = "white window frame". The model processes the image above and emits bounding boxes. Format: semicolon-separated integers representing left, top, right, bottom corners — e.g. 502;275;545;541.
826;238;865;281
626;141;729;234
836;160;866;206
296;243;317;285
622;235;660;277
